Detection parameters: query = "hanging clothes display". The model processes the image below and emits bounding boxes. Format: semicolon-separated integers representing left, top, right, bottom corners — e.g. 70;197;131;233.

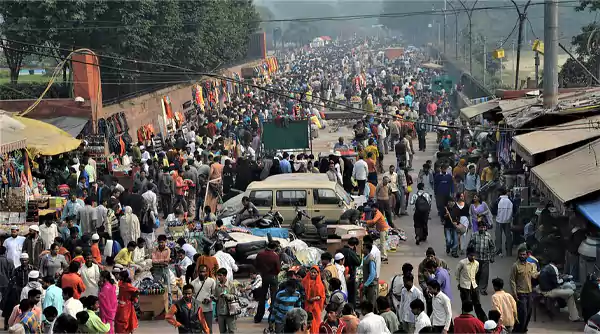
193;84;205;111
163;96;174;119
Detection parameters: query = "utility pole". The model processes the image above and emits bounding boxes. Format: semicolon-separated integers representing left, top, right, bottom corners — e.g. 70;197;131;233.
447;0;459;59
457;0;479;74
534;51;540;87
512;41;516;86
444;0;447;54
483;36;487;86
543;0;558;108
511;0;532;90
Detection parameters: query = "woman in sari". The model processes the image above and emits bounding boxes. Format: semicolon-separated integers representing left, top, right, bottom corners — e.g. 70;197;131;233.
114;271;138;334
302;266;326;334
98;271;118;334
469;193;494;234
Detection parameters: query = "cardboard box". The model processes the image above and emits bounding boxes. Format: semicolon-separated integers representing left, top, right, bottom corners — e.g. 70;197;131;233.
138;293;168;319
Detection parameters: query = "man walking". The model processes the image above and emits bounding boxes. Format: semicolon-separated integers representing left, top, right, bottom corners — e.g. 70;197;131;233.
337;237;361;306
254;242;281;323
410;183;431;245
375;176;394;229
463;164;480;205
158;167;174;218
352;156;368;196
491;278;518;333
495;189;514;257
510;247;539;333
469;223;495;295
456;246;486;320
416;114;427;152
362;243;378;306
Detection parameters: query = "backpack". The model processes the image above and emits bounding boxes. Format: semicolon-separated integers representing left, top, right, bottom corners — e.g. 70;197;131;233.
490;198;501;216
386;274;402;312
415;193;430;213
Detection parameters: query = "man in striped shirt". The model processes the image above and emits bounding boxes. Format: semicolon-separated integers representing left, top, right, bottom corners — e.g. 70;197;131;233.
269;280;303;333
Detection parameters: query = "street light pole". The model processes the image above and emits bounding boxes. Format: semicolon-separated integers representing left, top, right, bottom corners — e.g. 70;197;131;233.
543;0;558;108
457;0;479;74
444;0;447;54
446;1;459;59
511;0;532;90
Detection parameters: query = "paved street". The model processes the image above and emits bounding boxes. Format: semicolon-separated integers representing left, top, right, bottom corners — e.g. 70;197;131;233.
138;126;582;333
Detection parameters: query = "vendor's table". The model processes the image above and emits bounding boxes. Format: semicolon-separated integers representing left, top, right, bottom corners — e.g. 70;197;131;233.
138;292;168;320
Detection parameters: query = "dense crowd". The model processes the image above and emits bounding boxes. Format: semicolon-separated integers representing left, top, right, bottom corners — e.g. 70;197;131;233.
0;34;594;334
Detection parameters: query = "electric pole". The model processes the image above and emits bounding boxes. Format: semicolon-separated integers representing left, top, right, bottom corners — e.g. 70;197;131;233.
483;36;487;86
444;0;447;54
543;0;558;108
457;0;479;74
511;0;532;90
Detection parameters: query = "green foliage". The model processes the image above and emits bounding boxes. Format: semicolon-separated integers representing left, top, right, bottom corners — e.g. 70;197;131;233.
0;82;68;99
0;0;259;95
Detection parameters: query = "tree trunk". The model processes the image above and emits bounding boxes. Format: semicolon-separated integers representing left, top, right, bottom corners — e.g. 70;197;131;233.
9;67;19;84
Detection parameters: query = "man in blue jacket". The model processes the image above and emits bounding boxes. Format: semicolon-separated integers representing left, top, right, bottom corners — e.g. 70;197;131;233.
434;164;454;221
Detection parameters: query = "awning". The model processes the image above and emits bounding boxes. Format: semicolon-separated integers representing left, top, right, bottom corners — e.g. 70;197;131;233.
13;116;81;156
421;62;443;70
460;99;500;119
513;114;600;164
531;137;600;213
576;197;600;228
41;116;89;138
0;111;27;154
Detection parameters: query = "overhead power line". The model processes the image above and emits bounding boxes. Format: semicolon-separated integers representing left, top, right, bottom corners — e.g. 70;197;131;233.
0;0;580;32
5;43;600;134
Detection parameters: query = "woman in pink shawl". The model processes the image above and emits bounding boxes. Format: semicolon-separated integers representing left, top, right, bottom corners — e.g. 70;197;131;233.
98;270;118;334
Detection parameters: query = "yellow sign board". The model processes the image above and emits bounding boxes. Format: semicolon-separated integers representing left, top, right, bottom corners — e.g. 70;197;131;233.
533;39;544;55
493;49;505;59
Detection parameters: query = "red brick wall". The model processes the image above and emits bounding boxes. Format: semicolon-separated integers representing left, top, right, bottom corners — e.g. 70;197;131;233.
0;99;91;118
101;62;256;138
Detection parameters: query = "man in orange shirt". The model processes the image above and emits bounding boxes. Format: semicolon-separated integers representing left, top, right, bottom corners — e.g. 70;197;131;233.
90;233;102;265
195;244;219;279
364;203;390;261
165;284;210;333
60;262;86;299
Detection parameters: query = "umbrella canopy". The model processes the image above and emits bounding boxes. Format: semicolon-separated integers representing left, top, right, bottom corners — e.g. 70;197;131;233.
0;111;27;154
13;116;82;156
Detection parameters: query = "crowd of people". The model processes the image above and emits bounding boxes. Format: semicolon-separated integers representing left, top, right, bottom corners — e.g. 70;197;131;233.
0;32;592;334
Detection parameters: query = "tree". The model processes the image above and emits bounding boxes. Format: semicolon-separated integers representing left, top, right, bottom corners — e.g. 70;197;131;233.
0;0;48;83
0;0;260;98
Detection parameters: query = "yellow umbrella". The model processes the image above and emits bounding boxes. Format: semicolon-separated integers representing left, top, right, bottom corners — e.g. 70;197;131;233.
0;111;27;154
12;116;81;156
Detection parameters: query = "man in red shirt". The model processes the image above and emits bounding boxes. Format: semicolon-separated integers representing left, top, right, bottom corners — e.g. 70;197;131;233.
426;99;438;132
453;301;485;334
253;241;281;323
60;262;86;299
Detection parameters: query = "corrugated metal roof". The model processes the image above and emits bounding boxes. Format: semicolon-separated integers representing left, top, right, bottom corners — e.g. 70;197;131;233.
531;138;600;206
513;114;600;163
502;87;600;128
460;99;500;119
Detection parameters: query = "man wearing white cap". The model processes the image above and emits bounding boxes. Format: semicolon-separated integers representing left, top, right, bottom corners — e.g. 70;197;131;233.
23;225;44;268
20;270;44;306
334;253;348;294
2;225;25;267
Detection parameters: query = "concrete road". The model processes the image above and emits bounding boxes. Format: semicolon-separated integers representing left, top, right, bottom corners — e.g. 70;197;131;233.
137;125;583;333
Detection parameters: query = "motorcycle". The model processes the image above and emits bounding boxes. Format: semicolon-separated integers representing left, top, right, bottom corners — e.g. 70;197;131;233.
231;209;284;228
291;207;328;242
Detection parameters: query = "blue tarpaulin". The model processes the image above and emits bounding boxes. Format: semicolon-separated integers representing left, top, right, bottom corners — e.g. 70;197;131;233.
250;228;289;239
576;197;600;228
